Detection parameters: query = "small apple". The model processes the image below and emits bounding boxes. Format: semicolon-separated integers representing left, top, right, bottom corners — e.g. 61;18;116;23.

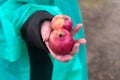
51;14;73;32
48;29;74;55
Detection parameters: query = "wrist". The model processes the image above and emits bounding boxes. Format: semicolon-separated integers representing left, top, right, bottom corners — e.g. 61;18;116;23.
41;21;52;42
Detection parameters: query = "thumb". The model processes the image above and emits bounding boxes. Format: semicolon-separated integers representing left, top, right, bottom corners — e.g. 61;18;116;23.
41;21;52;42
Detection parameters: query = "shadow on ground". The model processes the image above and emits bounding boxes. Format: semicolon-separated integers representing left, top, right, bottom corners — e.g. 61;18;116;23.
79;0;120;80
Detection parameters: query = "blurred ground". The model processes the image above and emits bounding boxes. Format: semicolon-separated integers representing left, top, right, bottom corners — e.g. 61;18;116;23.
79;0;120;80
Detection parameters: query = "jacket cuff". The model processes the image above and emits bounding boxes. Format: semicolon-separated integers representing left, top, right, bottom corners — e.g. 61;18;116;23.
21;10;54;52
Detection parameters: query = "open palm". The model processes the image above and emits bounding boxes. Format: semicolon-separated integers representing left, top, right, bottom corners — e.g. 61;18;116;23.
41;21;86;62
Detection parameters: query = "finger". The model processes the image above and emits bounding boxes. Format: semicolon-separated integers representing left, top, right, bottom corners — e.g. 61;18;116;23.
70;38;86;55
77;38;87;44
55;55;72;62
70;43;80;55
41;21;51;42
71;24;83;36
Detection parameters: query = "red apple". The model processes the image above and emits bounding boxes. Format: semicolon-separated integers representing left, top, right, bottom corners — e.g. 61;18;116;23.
51;14;73;32
48;29;74;55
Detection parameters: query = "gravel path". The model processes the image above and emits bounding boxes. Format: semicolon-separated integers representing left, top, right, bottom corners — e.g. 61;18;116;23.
79;0;120;80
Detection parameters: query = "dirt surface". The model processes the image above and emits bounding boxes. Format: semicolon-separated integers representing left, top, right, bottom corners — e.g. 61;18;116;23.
79;0;120;80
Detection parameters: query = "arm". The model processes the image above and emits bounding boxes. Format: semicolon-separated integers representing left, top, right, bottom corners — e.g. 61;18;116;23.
20;10;54;53
21;10;86;62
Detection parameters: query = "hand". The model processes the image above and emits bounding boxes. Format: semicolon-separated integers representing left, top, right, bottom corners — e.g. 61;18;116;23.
41;21;86;62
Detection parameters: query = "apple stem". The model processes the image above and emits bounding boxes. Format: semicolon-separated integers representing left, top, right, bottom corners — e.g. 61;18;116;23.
59;34;63;37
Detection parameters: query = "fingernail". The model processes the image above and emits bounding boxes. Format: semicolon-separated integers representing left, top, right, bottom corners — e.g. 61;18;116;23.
77;24;83;27
81;39;87;43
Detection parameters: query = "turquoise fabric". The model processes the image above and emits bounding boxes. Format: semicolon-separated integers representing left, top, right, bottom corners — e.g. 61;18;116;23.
0;0;88;80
